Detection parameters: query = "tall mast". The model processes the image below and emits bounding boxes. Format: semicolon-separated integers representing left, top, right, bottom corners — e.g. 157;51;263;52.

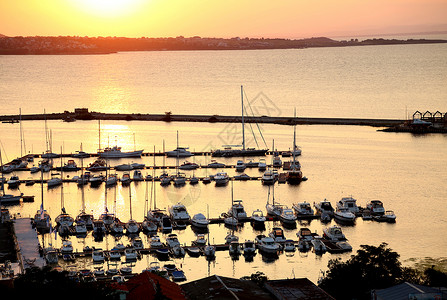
241;85;245;150
19;108;23;157
0;150;4;197
292;108;296;167
104;160;108;213
60;146;64;211
98;119;101;151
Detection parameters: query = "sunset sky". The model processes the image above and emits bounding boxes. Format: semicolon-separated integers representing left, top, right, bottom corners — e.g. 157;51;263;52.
1;0;446;38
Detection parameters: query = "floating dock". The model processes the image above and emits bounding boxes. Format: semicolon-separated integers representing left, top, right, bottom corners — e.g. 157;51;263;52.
14;218;46;272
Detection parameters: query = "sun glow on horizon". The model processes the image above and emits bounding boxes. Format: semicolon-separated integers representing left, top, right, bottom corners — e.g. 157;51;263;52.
72;0;146;18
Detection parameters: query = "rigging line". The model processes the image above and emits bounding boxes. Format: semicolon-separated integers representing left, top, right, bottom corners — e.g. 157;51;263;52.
243;89;268;148
243;102;260;148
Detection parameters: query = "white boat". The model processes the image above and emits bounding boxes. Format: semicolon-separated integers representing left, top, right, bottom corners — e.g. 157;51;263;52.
336;196;359;214
55;210;74;227
314;199;334;216
258;237;280;254
106;174;118;186
47;176;62;188
374;210;397;223
235;160;246;172
243;240;256;256
166;147;193;158
99;146;143;158
214;172;229;186
132;170;144;181
132;237;144;250
115;163;133;171
191;213;209;228
169;203;190;221
72;150;90;158
204;244;216;258
229;241;241;256
92;249;105;263
0;193;22;205
193;234;207;247
311;236;327;254
284;240;296;252
61;159;78;171
258;159;267;171
228;199;247;220
225;233;239;244
61;240;73;254
44;247;59;264
110;220;124;234
334;207;356;223
166;233;181;248
251;209;266;226
323;225;346;241
208;160;225;168
265;185;283;217
125;247;138;261
89;175;104;187
261;169;275;185
224;216;238;227
234;173;250;181
292;202;314;217
297;227;314;242
298;238;311;252
279;208;297;225
173;174;186;186
272;156;282;167
336;241;352;251
160;215;172;232
141;218;158;232
75;221;87;234
100;212;115;226
120;173;131;185
366;200;386;215
42;151;59;159
269;227;286;243
179;161;199;170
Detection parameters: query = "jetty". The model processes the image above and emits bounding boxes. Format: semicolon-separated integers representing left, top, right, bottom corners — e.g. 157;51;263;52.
0;108;404;127
13;218;45;272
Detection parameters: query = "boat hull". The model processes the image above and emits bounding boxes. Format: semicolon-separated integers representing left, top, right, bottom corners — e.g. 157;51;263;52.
99;150;143;158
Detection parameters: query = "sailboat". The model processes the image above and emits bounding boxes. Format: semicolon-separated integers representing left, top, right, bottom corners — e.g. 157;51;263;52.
125;184;140;234
224;181;238;227
55;148;74;236
265;184;283;217
97;121;143;158
42;110;58;158
109;183;124;235
142;147;158;233
33;167;51;232
100;161;117;227
0;150;22;205
212;86;268;157
173;131;186;186
75;154;93;231
286;108;303;184
160;139;171;186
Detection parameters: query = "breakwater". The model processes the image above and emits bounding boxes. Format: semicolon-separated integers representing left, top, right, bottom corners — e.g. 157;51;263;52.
0;109;404;127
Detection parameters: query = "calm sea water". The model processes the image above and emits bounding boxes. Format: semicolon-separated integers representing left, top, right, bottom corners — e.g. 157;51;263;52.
0;42;446;283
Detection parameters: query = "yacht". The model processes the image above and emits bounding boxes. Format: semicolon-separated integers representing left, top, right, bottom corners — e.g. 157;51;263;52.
207;160;225;168
150;235;163;248
169;203;190;221
272;156;282;167
89;174;104;187
243;240;256;256
214;172;229;186
235;160;246;172
179;161;199;170
165;147;193;157
192;234;207;247
258;237;280;254
251;209;266;227
334;207;356;223
228;200;247;220
106;174;118;187
229;241;241;256
297;227;313;242
166;233;181;248
92;220;106;235
125;219;140;234
109;220;124;235
323;225;346;241
120;173;131;185
191;213;209;229
366;200;385;215
141;217;158;232
292;202;314;218
74;220;87;235
314;199;334;216
269;227;286;243
160;215;173;232
261;169;275;185
173;173;186;186
98;145;143;158
61;159;78;172
92;249;105;263
279;208;297;225
132;170;144;181
125;247;138;261
115;163;133;171
336;196;360;214
204;244;216;259
224;216;238;227
60;240;73;254
75;211;94;229
258;159;267;171
86;158;107;172
47;176;62;188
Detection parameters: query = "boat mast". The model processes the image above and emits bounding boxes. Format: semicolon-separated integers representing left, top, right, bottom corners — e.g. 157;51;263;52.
19;108;23;157
98;120;101;151
129;181;133;220
152;145;156;210
176;131;179;177
104;160;108;214
60;146;64;212
292;108;296;168
241;85;245;150
0;150;4;198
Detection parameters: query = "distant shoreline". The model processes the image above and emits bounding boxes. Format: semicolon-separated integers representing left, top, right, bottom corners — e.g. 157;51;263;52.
0;35;446;55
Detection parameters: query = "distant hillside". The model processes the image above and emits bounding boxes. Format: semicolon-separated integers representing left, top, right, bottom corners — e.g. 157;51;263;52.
0;34;8;38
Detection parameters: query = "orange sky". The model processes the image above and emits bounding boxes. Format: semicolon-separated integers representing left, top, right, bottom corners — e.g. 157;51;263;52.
1;0;446;38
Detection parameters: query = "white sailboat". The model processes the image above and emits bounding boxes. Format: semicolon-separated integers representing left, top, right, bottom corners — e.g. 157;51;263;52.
265;184;283;217
33;167;51;232
126;184;140;234
286;108;303;184
142;150;158;233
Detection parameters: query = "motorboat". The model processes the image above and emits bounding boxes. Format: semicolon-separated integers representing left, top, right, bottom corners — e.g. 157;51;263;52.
261;169;275;185
132;237;144;250
190;176;199;185
147;208;166;224
86;158;107;172
225;233;239;244
211;146;268;157
99;212;116;226
373;210;397;223
39;159;53;172
192;234;207;247
311;236;327;254
314;199;334;216
146;262;169;279
106;174;118;187
132;170;144;181
272;156;282;167
94;268;105;277
55;209;74;227
251;209;266;227
323;225;346;241
179;161;199;170
204;244;216;259
173;174;186;186
297;227;314;242
279;207;297;225
235;160;246;172
114;163;133;171
258;159;267;171
160;215;172;232
124;247;138;261
207;160;225;168
202;176;211;184
172;245;185;257
74;220;87;235
72;150;90;158
224;216;238;227
292;202;314;218
255;234;266;245
214;172;229;186
169;203;190;221
366;200;386;215
77;172;90;185
166;233;181;248
120;173;131;185
120;266;133;275
336;196;360;214
165;147;193;158
298;238;311;252
98;145;143;158
171;270;187;282
30;166;40;174
131;162;145;169
187;247;201;257
284;240;296;252
47;176;62;188
258;237;280;254
334;207;356;223
243;240;256;256
92;220;106;235
42;151;59;159
228;199;247;220
234;173;251;181
245;160;259;168
173;220;187;230
109;248;122;260
191;213;209;228
160;174;171;186
44;247;59;264
229;241;241;256
61;240;73;254
0;193;22;205
336;241;353;252
141;218;158;232
125;219;140;234
92;249;105;263
150;235;163;248
61;159;78;172
33;209;51;233
269;227;286;243
89;174;104;187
